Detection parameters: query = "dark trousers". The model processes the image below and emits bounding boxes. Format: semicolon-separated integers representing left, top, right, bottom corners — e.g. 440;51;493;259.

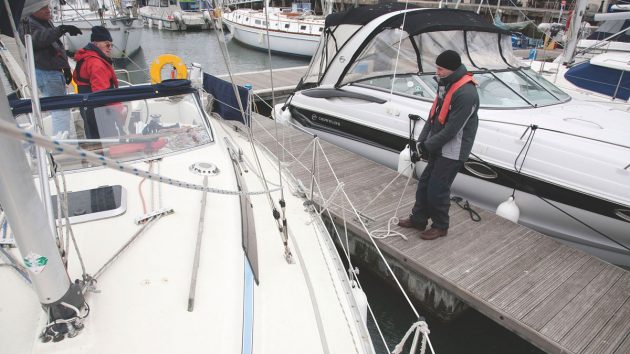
410;156;463;230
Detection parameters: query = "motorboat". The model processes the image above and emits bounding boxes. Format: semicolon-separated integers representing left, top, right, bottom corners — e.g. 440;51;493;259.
52;0;143;58
138;0;213;31
275;4;630;266
221;1;327;57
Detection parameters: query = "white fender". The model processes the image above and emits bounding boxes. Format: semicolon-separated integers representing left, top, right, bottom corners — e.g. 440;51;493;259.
398;145;414;178
351;281;368;325
274;106;292;125
496;196;520;223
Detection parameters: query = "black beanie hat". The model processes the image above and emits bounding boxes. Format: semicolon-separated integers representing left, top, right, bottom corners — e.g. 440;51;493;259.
91;26;112;42
435;50;461;71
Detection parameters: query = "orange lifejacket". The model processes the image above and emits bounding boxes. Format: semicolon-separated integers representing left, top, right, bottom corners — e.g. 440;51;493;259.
429;73;476;125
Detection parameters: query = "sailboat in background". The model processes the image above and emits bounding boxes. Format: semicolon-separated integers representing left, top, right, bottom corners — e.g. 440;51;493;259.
138;0;213;31
221;0;329;57
52;0;143;58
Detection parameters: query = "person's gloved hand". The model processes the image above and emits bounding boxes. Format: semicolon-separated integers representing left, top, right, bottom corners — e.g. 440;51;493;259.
62;68;73;85
416;141;430;160
58;25;82;36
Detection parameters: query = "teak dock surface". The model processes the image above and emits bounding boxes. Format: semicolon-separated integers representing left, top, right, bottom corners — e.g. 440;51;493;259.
217;66;307;101
249;115;630;354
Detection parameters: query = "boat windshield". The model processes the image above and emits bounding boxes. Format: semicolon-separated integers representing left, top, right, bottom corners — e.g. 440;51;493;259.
352;69;571;108
344;27;571;107
17;93;213;171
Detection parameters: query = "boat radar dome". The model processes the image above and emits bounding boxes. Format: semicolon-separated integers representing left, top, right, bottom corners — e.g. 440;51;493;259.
496;196;520;223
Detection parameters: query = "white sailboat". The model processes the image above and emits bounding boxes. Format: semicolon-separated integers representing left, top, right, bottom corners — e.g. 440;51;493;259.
0;2;435;352
138;0;213;31
52;0;143;58
221;0;327;57
275;4;630;266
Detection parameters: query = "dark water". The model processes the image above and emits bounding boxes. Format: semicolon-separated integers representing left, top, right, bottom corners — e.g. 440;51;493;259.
360;268;545;354
115;28;545;354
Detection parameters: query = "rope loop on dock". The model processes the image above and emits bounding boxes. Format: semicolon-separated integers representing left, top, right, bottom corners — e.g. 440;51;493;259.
370;217;408;240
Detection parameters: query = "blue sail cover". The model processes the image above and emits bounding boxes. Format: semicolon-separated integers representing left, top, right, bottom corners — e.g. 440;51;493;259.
202;73;249;124
9;80;197;115
565;62;630;100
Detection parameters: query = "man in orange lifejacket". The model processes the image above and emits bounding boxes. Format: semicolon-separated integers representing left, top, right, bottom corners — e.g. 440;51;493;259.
398;50;479;240
73;26;125;139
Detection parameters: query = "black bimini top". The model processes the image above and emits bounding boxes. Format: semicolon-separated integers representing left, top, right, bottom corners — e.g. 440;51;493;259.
325;3;417;28
326;6;510;36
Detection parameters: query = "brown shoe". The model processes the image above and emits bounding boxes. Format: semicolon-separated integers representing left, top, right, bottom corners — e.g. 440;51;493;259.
420;227;448;240
397;218;426;231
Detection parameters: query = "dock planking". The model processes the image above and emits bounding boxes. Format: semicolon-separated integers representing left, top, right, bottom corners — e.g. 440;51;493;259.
248;114;630;354
217;66;307;101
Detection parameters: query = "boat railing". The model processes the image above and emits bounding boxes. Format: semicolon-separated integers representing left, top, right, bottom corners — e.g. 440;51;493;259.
115;69;132;84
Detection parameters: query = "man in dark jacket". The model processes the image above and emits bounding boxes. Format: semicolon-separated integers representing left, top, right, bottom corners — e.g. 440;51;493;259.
398;50;479;240
19;1;81;136
73;26;124;139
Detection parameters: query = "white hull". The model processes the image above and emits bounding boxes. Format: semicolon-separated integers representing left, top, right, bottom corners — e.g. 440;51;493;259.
222;10;322;57
54;17;143;58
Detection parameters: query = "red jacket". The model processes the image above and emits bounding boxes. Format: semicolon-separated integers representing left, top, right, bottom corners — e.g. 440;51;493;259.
73;44;118;93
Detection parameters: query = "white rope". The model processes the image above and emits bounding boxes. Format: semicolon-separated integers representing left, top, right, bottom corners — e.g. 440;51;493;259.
392;321;434;354
0;119;280;196
369;217;408;240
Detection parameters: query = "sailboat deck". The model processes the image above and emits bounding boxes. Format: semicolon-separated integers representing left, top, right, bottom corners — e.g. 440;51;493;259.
250;115;630;354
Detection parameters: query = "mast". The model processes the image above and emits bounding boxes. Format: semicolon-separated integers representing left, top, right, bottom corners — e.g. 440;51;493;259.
0;82;85;341
563;0;588;65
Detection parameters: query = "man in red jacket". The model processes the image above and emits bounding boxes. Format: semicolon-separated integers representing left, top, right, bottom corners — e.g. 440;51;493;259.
73;26;125;139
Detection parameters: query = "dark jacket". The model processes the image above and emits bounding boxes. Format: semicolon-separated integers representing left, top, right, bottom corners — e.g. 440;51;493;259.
419;65;479;162
18;16;70;71
73;43;118;93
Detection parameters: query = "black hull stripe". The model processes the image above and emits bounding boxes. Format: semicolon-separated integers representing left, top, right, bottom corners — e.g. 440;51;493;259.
289;106;629;223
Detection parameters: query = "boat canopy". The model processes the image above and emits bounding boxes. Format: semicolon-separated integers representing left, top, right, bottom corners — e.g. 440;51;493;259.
304;7;521;88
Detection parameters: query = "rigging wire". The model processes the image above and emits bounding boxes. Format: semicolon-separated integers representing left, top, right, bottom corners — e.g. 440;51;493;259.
0;119;282;196
261;0;291;261
388;1;410;101
208;5;291;258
